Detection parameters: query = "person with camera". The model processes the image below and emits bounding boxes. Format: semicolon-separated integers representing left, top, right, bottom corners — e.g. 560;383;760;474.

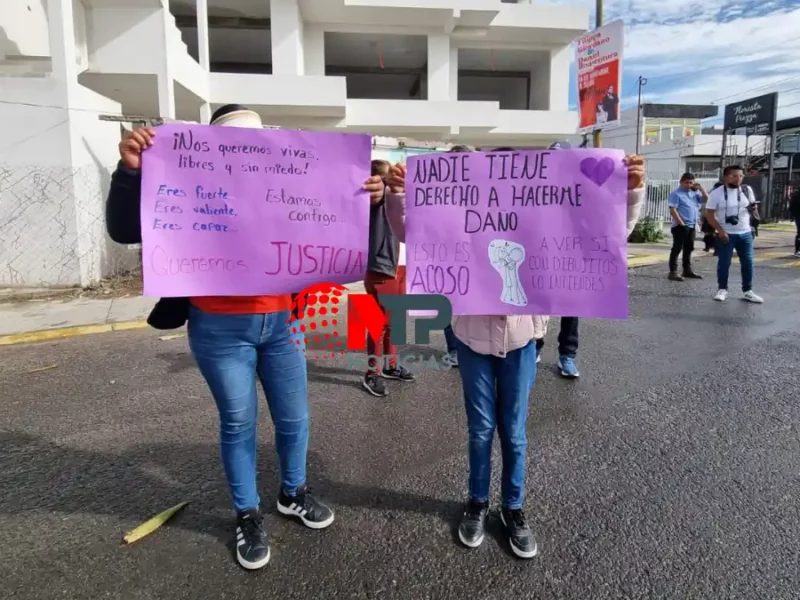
704;165;764;303
667;173;707;281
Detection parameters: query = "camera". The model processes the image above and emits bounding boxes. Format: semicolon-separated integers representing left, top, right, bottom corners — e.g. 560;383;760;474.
725;215;739;226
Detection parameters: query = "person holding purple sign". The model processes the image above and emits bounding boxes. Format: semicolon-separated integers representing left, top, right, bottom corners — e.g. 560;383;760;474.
105;104;385;571
383;151;646;559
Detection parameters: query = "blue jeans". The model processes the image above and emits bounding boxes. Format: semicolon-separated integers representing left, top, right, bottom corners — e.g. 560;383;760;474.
188;307;309;512
455;339;537;509
716;232;754;292
444;325;458;353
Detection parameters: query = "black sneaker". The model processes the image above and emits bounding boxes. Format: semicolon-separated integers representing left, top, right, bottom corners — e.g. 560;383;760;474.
235;508;271;570
363;373;388;397
500;507;538;559
458;500;489;548
277;484;335;530
683;271;703;279
381;366;415;381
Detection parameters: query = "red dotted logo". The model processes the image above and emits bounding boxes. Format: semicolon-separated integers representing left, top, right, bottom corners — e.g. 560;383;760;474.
287;283;347;359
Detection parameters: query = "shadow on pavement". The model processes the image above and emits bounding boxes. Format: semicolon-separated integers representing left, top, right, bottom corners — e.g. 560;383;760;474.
0;431;462;543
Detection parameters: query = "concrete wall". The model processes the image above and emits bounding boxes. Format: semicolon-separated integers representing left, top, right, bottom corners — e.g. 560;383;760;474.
0;1;50;58
0;77;138;288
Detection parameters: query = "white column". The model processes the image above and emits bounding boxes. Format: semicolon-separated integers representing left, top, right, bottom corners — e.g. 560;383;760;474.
548;46;571;111
303;25;325;76
46;0;79;90
158;6;176;118
196;0;211;122
448;46;459;102
427;34;451;102
270;0;304;76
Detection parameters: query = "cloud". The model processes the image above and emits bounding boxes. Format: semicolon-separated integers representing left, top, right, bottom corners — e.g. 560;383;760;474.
560;0;800;121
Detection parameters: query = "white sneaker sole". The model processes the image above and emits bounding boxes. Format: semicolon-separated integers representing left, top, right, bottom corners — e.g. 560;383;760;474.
237;545;271;570
714;295;727;302
500;512;539;559
458;528;484;548
277;502;335;530
559;369;579;379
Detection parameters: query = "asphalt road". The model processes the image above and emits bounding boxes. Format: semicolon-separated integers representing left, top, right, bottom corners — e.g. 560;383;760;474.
1;261;799;600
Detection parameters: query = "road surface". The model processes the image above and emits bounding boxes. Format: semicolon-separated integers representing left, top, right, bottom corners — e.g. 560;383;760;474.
1;261;798;600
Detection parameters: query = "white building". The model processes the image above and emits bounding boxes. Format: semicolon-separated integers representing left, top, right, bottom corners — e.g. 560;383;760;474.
572;105;769;179
0;0;587;288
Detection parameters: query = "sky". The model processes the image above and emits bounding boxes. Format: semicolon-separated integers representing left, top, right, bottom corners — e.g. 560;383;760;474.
559;0;800;123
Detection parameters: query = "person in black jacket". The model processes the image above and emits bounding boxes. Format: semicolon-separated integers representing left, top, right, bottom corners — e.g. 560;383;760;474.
106;105;385;571
790;188;800;257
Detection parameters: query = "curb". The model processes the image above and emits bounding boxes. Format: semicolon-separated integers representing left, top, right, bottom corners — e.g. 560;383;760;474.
0;259;673;348
0;320;148;347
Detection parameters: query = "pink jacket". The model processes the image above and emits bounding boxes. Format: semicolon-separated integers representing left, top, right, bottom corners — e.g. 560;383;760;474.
384;186;645;357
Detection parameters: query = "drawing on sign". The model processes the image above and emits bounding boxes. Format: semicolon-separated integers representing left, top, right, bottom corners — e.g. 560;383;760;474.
579;157;616;187
489;239;528;307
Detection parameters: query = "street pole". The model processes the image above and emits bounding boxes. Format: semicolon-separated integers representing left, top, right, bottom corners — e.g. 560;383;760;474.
635;75;647;155
592;0;603;148
766;93;778;216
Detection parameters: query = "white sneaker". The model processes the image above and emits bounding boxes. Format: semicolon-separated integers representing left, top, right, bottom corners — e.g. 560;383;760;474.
743;290;764;304
794;251;800;258
714;289;728;302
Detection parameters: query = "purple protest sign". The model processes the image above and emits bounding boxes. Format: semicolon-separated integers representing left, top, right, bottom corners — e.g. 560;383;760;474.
140;124;371;297
405;149;630;319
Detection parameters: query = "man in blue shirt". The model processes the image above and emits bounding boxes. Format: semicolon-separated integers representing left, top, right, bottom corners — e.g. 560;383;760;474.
668;172;708;281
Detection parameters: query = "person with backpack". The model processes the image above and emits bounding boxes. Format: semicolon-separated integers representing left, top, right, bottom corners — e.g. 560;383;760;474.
704;165;764;304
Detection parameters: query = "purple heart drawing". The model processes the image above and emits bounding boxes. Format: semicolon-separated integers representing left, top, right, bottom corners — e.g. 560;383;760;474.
580;157;616;187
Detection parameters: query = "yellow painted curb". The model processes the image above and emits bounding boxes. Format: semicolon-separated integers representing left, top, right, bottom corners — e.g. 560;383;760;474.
0;320;148;347
627;254;668;267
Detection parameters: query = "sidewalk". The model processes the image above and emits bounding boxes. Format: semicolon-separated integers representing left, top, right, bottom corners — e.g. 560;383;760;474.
0;283;366;345
0;236;795;346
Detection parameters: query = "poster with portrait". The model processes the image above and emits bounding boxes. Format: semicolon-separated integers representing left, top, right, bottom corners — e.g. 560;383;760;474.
576;20;624;133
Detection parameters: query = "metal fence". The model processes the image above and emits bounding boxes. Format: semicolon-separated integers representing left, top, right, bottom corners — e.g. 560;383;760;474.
643;178;718;224
0;163;142;289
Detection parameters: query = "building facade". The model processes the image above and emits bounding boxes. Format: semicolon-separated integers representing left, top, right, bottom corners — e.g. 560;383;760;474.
570;104;769;179
0;0;587;287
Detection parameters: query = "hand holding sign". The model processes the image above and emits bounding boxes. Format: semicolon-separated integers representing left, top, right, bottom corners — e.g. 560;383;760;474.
624;154;645;190
119;127;156;170
363;175;386;204
386;163;406;194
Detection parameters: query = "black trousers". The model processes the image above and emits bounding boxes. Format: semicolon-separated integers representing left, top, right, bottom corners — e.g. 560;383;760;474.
669;225;695;273
795;217;800;253
536;316;579;358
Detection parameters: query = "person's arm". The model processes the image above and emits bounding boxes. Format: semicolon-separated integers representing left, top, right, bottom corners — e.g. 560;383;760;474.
624;154;646;237
696;186;708;203
384;190;406;243
106;163;143;245
384;163;407;242
704;194;728;241
626;187;646;237
745;186;760;221
667;191;685;227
